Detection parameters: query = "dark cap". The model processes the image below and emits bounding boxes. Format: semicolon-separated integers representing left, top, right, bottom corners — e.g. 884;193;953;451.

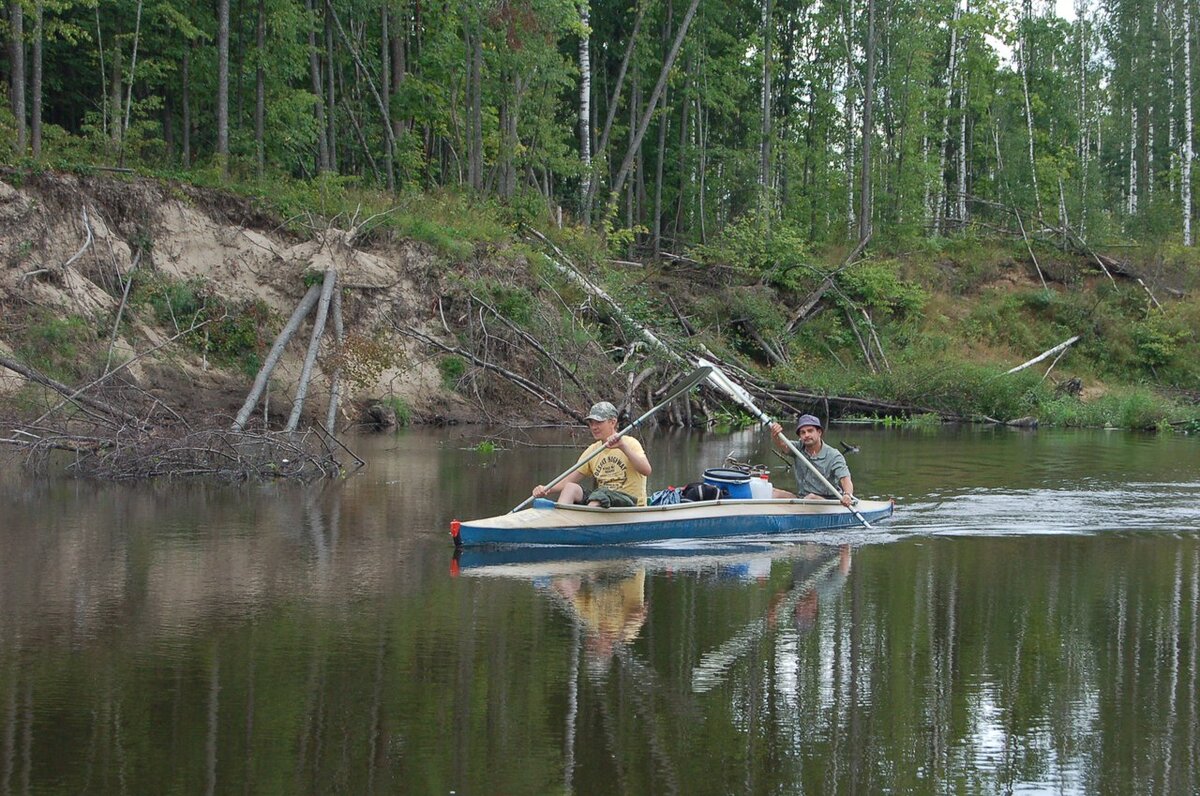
795;413;823;432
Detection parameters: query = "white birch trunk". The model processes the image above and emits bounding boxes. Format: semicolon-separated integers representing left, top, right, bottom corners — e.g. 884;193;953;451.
922;108;931;222
1076;0;1088;235
1148;25;1156;200
1128;105;1138;216
935;4;959;233
122;0;143;138
578;1;592;213
1167;2;1177;198
1185;0;1194;245
957;61;967;224
1020;0;1041;219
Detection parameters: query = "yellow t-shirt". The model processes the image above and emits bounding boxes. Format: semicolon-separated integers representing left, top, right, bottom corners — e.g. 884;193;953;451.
577;437;649;506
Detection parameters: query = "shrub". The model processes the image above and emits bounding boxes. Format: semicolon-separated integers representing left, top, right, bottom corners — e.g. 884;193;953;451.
382;396;412;427
438;355;467;389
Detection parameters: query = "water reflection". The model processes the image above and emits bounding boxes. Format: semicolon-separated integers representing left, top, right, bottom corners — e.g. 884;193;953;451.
2;428;1199;793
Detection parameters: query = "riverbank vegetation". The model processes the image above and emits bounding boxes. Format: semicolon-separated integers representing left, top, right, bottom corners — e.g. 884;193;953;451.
3;0;1200;456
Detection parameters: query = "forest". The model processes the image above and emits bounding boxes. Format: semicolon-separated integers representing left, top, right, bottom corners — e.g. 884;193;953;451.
3;0;1197;250
3;0;1200;456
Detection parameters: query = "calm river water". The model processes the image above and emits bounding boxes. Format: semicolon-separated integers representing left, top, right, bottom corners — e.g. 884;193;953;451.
2;425;1199;794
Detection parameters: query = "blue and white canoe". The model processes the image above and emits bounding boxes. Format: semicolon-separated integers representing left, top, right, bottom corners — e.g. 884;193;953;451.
450;496;894;547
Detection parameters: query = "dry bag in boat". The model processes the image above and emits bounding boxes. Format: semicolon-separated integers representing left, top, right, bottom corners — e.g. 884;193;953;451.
680;481;723;502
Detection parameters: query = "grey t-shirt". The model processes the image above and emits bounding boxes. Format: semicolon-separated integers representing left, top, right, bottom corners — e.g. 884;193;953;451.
791;442;851;498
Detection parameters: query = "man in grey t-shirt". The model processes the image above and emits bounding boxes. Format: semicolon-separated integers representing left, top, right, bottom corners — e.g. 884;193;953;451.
767;414;856;508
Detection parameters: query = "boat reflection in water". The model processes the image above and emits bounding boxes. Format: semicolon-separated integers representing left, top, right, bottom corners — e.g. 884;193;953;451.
453;541;853;681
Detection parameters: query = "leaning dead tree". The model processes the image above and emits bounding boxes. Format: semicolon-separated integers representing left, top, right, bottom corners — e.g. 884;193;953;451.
232;268;344;433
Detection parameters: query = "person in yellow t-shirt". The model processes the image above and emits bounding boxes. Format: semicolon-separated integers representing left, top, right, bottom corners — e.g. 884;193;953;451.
531;401;651;507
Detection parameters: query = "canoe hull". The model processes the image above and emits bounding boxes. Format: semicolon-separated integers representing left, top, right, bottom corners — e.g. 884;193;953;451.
453;497;893;547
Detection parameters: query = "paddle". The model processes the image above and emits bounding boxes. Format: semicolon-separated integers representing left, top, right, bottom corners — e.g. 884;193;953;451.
697;357;873;529
510;365;714;513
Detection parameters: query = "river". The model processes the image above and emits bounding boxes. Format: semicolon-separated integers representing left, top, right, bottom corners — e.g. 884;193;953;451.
1;425;1198;793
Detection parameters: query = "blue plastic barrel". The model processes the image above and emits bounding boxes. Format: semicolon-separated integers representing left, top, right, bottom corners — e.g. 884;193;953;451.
702;468;752;499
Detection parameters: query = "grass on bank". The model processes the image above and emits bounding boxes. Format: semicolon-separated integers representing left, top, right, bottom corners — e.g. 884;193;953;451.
4;145;1198;430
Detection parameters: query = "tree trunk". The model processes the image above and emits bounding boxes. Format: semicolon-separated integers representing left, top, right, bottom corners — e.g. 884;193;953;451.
122;0;143;142
325;3;337;171
845;0;855;233
255;0;265;177
286;270;337;432
1185;0;1194;245
232;285;322;431
858;0;875;244
31;0;42;159
381;2;392;189
935;3;959;233
9;0;26;155
109;37;122;148
1020;0;1041;218
1128;104;1138;215
585;4;645;221
391;7;406;141
325;287;344;431
956;54;967;224
182;46;192;166
326;1;396;189
760;0;773;204
468;24;484;191
606;0;701;219
217;0;230;172
579;1;592;217
305;0;328;172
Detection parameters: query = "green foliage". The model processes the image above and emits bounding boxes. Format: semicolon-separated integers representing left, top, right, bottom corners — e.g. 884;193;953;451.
689;213;811;291
10;312;94;383
1131;312;1188;372
710;407;757;430
467;278;536;327
382;396;412;427
839;260;927;318
438;355;467;390
1039;389;1175;430
130;273;274;366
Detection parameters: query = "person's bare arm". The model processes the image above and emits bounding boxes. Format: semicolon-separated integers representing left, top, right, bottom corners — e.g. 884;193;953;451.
606;433;652;476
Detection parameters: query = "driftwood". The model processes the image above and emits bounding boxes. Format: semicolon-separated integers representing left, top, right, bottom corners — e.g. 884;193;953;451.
0;353;147;429
1;425;352;480
2;352;357;480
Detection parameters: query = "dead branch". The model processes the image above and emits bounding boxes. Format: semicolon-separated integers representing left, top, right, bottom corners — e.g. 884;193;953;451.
286;269;337;432
1004;335;1081;375
0;353;147;428
232;283;322;431
397;322;584;422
